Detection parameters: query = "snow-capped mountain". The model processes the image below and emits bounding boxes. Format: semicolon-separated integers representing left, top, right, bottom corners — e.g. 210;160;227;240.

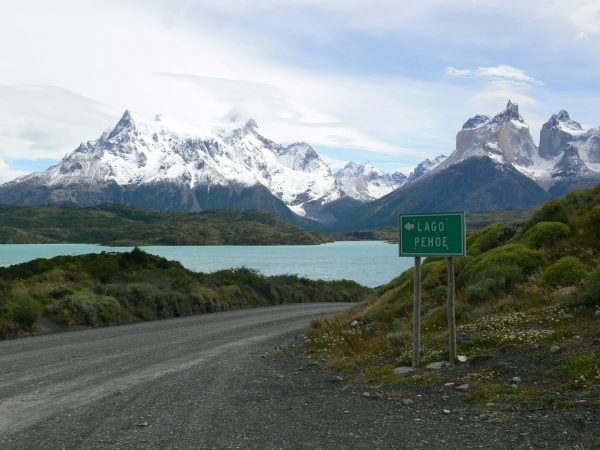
334;161;406;202
407;155;447;182
0;111;347;218
440;100;537;170
423;101;600;194
327;101;600;231
0;111;410;222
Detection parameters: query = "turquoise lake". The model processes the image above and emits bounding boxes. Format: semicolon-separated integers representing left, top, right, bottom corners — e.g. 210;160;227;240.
0;242;414;287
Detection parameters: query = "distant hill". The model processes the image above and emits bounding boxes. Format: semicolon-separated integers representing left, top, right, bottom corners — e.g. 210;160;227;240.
0;204;330;245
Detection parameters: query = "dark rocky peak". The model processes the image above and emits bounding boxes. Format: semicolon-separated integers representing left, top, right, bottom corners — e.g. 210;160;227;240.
462;114;490;129
556;110;570;121
408;154;447;182
552;144;591;178
543;110;582;131
491;100;523;124
390;172;408;183
342;161;360;170
539;110;584;159
107;110;136;140
244;119;259;131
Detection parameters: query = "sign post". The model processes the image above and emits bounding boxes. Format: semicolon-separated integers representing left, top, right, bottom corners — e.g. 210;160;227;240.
412;256;421;367
399;212;466;366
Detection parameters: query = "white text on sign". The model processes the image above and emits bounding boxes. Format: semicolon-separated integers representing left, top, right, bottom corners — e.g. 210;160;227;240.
414;236;449;249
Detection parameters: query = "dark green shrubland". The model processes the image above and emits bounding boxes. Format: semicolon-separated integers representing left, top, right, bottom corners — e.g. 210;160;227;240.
0;249;372;339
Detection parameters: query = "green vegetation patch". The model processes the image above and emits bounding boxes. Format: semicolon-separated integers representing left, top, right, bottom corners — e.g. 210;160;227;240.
0;249;372;339
541;256;589;287
0;204;330;245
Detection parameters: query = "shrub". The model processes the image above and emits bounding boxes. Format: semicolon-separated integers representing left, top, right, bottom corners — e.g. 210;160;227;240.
467;244;545;282
467;223;518;256
46;292;126;327
541;256;589;287
526;199;568;227
465;264;525;303
576;268;600;307
462;244;544;302
521;222;570;250
14;299;41;330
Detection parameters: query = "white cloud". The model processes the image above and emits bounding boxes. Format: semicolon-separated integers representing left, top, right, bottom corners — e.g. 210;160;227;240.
477;65;543;86
0;85;114;160
446;67;471;77
0;0;598;182
570;1;600;38
0;159;27;184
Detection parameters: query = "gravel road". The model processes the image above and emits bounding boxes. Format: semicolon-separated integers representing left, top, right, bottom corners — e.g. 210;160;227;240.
1;303;597;449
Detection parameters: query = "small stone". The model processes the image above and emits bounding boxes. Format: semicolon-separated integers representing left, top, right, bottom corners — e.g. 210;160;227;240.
350;320;359;327
455;384;469;391
594;310;600;318
576;399;587;404
416;394;423;398
573;335;581;340
362;392;371;398
426;361;449;370
441;395;449;400
444;382;455;387
392;367;415;375
511;376;521;383
278;375;285;379
401;399;414;406
442;409;451;415
136;422;149;428
550;345;560;354
457;355;468;363
511;383;518;389
486;402;495;407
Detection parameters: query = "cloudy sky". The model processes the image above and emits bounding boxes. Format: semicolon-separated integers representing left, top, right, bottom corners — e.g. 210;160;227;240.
1;0;599;182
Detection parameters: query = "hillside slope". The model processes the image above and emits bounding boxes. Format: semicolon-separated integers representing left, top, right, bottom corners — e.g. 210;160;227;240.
306;184;600;410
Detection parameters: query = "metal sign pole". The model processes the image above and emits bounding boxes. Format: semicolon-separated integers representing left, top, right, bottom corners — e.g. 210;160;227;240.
412;256;421;368
447;256;457;363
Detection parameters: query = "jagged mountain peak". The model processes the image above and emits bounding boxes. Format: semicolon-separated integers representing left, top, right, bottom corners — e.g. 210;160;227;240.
544;110;583;132
556;109;570;121
339;161;379;175
334;161;406;202
491;99;524;124
462;115;490;130
107;109;137;139
408;155;447;182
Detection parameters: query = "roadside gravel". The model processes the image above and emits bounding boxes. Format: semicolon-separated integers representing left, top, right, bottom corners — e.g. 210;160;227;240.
0;304;597;449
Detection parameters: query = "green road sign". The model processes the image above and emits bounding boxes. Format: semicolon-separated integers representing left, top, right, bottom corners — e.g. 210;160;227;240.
399;212;466;256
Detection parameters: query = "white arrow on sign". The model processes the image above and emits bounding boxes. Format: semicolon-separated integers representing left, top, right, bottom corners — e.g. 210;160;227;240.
404;222;415;232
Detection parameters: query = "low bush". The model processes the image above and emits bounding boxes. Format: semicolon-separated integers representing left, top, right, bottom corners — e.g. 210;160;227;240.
465;264;525;303
467;223;518;256
541;256;589;287
13;299;41;330
576;268;600;308
521;222;571;250
47;292;129;327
